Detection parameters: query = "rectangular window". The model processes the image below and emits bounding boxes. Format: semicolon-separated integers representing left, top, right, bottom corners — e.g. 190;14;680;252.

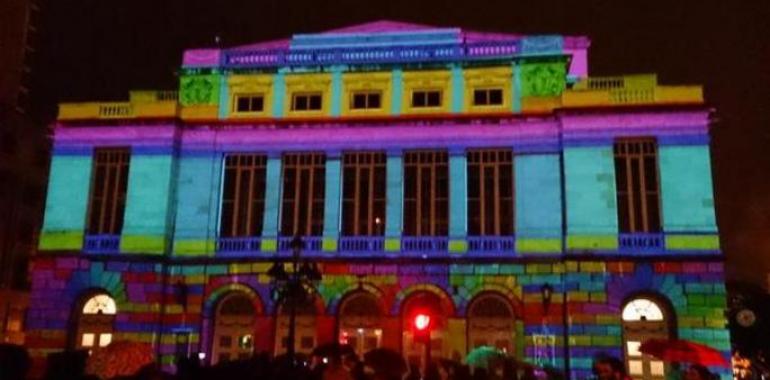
220;154;267;237
472;88;504;106
411;90;442;108
403;151;449;236
87;148;130;235
342;152;386;236
614;138;661;233
234;95;264;113
281;153;326;236
467;149;514;235
291;93;323;111
351;91;382;110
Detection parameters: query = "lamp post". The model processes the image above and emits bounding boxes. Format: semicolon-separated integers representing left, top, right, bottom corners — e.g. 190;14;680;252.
267;236;322;367
541;283;570;379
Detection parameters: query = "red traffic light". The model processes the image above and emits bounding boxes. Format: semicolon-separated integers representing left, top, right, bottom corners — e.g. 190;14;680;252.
414;313;431;331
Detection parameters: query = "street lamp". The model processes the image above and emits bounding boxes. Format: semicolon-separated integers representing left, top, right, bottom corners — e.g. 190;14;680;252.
267;236;322;367
541;283;553;315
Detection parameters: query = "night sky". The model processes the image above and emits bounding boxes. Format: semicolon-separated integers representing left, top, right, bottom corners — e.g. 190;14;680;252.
26;0;770;287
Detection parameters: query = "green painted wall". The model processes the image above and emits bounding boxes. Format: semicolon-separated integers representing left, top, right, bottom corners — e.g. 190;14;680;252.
564;147;618;250
121;155;175;254
39;154;93;250
659;145;717;232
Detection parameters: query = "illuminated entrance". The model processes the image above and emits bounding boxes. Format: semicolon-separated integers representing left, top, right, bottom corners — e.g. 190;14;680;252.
401;291;449;365
211;292;256;363
74;293;116;350
338;291;383;356
622;297;670;380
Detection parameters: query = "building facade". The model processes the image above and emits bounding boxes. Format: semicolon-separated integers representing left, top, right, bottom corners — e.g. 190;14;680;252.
28;21;730;379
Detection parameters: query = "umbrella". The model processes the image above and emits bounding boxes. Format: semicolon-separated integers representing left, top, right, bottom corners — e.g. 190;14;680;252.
363;348;407;378
85;341;155;379
639;339;729;367
312;342;355;358
465;346;506;369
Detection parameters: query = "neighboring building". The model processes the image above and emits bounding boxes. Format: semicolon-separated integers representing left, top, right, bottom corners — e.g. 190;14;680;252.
27;21;730;379
0;0;42;345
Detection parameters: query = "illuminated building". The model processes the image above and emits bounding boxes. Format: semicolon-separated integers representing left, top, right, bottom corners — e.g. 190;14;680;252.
28;21;730;379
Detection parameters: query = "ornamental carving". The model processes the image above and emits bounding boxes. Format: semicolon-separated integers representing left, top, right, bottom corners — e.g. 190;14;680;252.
180;75;219;106
520;62;566;97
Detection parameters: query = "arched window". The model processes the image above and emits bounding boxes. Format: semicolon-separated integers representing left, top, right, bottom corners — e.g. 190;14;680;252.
75;293;117;349
622;297;671;380
338;292;383;356
467;293;516;354
274;296;318;356
212;293;256;363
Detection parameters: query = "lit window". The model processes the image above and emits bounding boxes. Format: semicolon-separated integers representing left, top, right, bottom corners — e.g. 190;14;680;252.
81;333;95;347
292;93;323;111
411;90;441;108
234;95;264;113
351;91;382;110
622;298;664;321
99;333;112;347
82;294;117;315
473;88;504;106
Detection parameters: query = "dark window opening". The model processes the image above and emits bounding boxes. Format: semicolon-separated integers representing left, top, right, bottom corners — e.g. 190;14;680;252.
614;138;661;233
220;154;267;237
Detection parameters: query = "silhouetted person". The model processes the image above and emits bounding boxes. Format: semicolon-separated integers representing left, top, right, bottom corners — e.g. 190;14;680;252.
0;344;30;380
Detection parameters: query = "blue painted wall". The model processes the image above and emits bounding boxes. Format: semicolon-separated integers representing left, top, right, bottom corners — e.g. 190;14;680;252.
39;154;93;250
515;154;562;238
172;153;222;256
659;145;717;232
121;154;176;253
564;147;618;249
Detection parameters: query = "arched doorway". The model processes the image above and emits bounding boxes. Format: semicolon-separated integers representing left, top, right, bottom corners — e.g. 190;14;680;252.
401;291;450;366
338;291;383;356
622;297;671;380
274;296;319;356
211;292;257;363
74;292;117;349
467;293;516;354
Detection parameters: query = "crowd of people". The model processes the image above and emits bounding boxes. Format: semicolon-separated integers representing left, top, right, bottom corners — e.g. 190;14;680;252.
1;343;723;380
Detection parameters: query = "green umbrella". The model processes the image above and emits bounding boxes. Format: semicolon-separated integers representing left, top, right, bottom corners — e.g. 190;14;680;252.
465;346;505;369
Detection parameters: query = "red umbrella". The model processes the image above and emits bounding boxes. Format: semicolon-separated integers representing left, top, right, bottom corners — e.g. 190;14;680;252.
639;338;729;367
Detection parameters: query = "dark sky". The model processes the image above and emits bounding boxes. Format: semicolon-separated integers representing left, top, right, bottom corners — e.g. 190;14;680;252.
27;0;770;287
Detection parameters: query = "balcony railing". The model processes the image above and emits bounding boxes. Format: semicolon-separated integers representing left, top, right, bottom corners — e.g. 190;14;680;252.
563;74;703;108
618;233;665;253
277;236;323;253
401;237;449;254
467;236;516;254
83;235;120;254
338;236;385;254
216;237;261;255
58;90;179;121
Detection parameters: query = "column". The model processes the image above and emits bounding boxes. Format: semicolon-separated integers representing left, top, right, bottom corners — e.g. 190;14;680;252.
448;151;467;253
330;66;344;117
271;71;286;118
512;61;522;113
450;65;464;113
261;154;282;252
322;153;342;252
384;151;403;252
390;69;403;116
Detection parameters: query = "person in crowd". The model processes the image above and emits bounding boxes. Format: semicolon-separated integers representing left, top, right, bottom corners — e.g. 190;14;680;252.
684;364;714;380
